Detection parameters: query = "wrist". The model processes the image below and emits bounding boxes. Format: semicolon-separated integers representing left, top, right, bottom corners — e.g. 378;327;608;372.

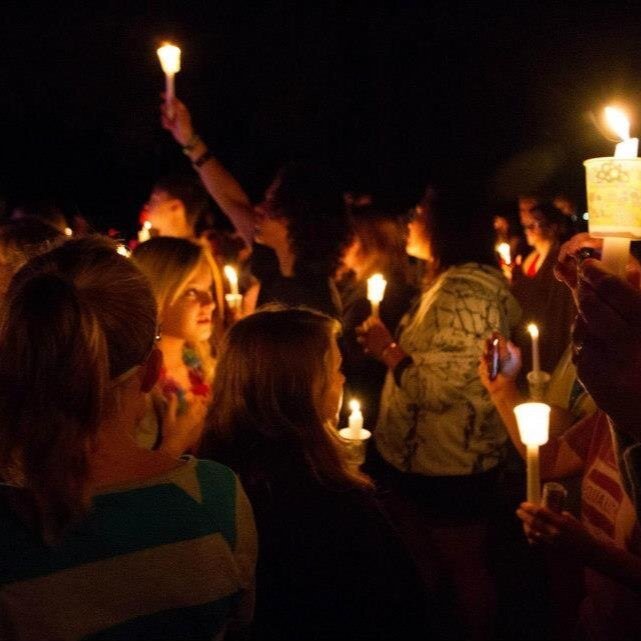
181;132;201;153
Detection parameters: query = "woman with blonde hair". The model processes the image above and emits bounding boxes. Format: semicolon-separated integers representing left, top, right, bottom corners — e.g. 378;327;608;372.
0;236;256;640
203;306;427;640
132;237;219;455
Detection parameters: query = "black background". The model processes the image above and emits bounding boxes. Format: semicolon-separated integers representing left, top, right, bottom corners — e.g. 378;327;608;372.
2;1;641;234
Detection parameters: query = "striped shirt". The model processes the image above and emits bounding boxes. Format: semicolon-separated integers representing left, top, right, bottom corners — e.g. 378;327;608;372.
0;457;256;640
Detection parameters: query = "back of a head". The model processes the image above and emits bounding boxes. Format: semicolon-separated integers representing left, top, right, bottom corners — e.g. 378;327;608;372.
153;173;213;234
425;182;496;269
273;162;350;276
349;206;410;280
0;218;65;294
0;236;157;541
209;306;367;489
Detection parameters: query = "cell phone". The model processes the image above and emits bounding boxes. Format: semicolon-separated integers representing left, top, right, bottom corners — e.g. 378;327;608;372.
487;336;500;381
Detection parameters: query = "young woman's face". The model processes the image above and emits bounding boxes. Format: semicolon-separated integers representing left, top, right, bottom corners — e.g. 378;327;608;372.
520;211;550;248
161;261;215;343
316;337;345;427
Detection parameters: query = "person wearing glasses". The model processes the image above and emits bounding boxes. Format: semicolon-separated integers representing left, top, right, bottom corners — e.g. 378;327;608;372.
0;237;256;640
159;98;349;319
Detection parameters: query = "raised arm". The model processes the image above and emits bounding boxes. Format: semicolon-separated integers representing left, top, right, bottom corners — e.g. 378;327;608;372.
161;98;255;247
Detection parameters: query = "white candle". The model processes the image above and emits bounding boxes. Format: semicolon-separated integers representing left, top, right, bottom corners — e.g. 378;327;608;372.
597;106;638;275
223;265;239;297
348;399;363;439
367;273;387;318
527;323;540;375
496;242;511;265
138;220;152;243
514;402;550;503
157;43;181;119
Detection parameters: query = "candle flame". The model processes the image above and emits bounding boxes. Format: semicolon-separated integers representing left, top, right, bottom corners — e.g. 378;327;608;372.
223;265;238;286
157;43;181;74
527;323;539;339
348;399;361;413
513;402;551;446
496;242;511;265
143;220;152;230
367;273;387;303
605;106;631;141
116;244;131;258
64;227;73;237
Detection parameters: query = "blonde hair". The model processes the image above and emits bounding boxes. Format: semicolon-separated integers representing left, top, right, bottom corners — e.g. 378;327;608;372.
132;237;217;380
0;236;157;543
207;306;372;490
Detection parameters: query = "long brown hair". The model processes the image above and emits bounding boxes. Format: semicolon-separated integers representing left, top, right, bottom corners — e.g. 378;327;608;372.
0;236;157;543
207;306;371;490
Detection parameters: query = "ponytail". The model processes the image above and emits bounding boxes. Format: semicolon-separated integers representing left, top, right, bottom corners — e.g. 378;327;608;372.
0;237;157;544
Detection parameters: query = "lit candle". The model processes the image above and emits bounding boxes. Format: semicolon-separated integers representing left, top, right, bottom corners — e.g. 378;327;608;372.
514;402;550;503
348;399;363;439
496;242;511;265
584;106;641;276
138;220;152;243
157;43;181;119
223;265;239;297
64;227;73;237
605;106;639;159
116;244;131;258
367;273;387;318
527;323;540;375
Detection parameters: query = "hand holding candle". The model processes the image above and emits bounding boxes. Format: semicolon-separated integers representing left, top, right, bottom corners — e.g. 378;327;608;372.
157;43;181;120
514;402;551;503
367;273;387;318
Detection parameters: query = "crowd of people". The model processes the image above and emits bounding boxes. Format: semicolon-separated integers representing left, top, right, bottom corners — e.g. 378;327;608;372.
0;96;639;640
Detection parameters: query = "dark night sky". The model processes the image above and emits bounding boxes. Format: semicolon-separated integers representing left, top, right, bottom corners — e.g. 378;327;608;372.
1;1;641;234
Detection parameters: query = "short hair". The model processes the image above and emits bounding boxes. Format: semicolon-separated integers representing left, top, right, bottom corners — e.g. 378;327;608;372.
271;162;351;277
153;173;214;235
205;306;371;490
0;236;157;543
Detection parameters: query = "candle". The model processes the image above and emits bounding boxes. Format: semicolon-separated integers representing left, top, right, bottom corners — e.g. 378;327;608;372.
605;106;639;158
348;399;363;439
584;106;641;276
64;227;73;237
223;265;239;297
157;43;181;119
138;220;152;243
514;402;551;503
527;323;540;375
116;244;131;258
367;273;387;318
496;242;511;265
